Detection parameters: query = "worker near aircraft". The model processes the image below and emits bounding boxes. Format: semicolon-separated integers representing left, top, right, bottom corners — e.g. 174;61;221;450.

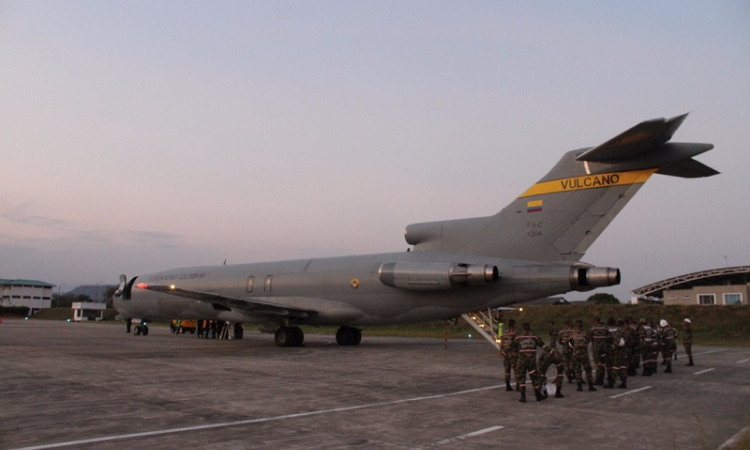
500;319;518;392
683;318;694;366
570;320;597;392
512;322;550;403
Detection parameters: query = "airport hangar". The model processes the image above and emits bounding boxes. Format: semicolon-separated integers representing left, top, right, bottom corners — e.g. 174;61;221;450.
631;265;749;305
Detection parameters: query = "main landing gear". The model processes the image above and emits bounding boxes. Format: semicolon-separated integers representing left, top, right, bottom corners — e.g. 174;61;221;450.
335;326;361;346
275;326;305;347
133;320;149;336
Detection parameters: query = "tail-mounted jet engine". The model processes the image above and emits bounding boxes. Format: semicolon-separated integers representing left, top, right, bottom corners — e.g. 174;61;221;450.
379;262;499;291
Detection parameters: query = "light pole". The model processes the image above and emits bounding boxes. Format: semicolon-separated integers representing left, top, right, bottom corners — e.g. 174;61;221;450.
55;284;65;308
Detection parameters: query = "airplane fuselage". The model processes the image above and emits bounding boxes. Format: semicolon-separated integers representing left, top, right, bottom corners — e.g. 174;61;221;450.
114;251;590;326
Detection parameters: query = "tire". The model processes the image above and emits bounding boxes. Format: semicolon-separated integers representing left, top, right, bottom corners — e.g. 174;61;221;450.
336;326;353;346
291;326;304;346
134;325;142;336
142;326;149;336
275;327;293;347
336;326;362;346
234;324;244;340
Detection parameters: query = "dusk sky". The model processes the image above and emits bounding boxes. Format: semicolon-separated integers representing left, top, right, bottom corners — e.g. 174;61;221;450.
1;1;748;302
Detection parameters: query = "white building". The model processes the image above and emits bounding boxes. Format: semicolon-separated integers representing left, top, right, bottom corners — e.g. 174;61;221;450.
71;302;106;321
0;279;55;314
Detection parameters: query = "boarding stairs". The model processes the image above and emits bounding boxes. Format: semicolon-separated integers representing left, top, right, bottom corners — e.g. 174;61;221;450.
461;309;501;350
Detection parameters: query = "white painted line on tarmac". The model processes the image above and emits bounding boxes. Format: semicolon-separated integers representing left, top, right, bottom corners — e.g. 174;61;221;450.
718;423;750;450
737;359;748;364
694;368;715;375
8;385;503;450
691;349;727;356
608;386;652;399
430;425;505;447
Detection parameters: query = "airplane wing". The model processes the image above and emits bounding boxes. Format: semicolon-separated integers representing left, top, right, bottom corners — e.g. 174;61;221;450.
144;285;316;318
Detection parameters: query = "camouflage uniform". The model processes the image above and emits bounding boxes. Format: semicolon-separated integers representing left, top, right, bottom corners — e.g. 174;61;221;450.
570;321;597;392
558;321;575;384
627;318;640;376
590;318;611;385
537;323;564;398
683;319;694;366
500;321;518;391
660;321;677;373
639;321;658;376
513;323;550;402
612;321;630;388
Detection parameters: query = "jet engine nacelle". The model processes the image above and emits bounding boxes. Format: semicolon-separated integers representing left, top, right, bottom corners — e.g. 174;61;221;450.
500;263;620;297
572;265;621;291
379;262;499;291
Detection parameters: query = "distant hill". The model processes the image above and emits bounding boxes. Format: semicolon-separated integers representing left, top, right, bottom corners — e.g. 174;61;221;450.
66;285;116;302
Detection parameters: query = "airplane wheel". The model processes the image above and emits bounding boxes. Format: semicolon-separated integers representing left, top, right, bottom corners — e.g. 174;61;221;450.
275;327;294;347
336;326;361;346
234;324;244;340
134;325;142;336
142;326;149;336
291;326;304;346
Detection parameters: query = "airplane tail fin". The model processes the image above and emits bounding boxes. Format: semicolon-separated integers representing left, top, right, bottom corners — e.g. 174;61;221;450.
406;114;716;262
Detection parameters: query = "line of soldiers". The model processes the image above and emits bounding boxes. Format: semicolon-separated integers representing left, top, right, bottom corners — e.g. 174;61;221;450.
499;316;694;403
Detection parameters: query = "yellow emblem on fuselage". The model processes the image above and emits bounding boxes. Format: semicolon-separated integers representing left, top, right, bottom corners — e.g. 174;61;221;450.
350;278;360;289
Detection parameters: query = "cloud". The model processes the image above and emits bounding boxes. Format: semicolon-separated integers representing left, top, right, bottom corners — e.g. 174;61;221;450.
1;203;68;229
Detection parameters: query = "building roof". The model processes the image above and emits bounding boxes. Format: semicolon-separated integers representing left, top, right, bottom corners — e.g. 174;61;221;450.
632;265;750;299
0;279;55;288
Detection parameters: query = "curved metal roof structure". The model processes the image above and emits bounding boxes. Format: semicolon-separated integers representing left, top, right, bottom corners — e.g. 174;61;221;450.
632;266;750;299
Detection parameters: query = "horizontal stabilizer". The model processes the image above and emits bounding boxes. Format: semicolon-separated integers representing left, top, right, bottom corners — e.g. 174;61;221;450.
657;157;720;178
576;114;688;162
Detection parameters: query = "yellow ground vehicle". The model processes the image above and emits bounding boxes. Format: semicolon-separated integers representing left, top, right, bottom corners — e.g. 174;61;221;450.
170;319;197;334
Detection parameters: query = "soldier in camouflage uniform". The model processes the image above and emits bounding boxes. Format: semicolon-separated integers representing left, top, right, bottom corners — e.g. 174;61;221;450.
513;322;550;402
626;318;640;376
659;319;677;373
683;318;694;366
537;321;564;398
558;319;575;384
638;319;658;376
602;318;618;388
590;316;611;385
500;319;518;391
612;319;631;388
570;320;597;392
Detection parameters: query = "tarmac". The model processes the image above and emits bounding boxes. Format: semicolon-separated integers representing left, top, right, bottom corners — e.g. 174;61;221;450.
0;319;748;450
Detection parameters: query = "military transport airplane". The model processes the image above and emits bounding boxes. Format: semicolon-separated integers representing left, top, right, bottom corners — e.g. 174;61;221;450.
113;114;716;347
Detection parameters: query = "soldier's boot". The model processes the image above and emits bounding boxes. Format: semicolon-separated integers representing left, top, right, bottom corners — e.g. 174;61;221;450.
519;387;526;403
665;362;672;373
617;379;627;389
603;377;615;389
587;384;597;392
505;380;513;392
535;388;547;402
555;383;564;398
576;382;583;392
686;356;694;366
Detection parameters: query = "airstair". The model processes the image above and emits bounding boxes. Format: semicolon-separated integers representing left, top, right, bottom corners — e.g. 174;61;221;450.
461;309;501;350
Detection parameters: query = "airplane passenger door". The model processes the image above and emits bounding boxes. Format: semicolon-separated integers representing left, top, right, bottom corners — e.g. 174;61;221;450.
264;275;273;294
